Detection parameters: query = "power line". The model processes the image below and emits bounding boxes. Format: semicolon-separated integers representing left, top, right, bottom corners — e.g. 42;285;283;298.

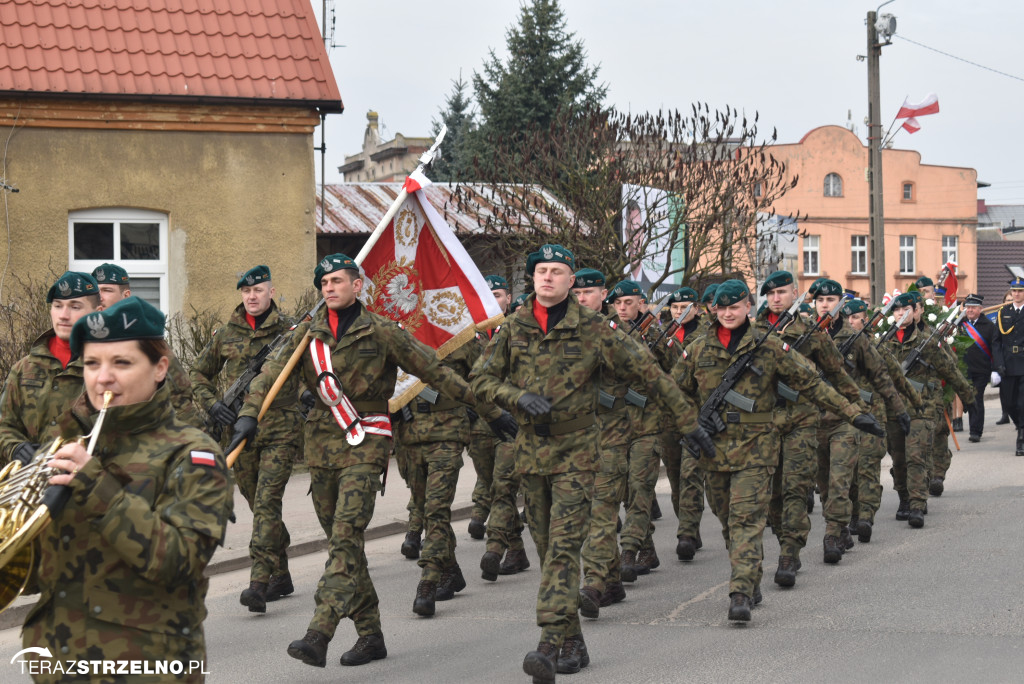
895;35;1024;84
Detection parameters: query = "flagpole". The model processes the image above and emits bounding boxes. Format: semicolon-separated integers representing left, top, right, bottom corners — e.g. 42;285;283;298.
226;126;449;466
880;96;905;147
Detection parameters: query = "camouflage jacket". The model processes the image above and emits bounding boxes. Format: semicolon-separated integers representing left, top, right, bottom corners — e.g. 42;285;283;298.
167;354;203;429
613;313;681;437
190;301;303;445
22;383;233;674
470;294;699;475
674;320;860;472
469;328;502;437
596;314;633;450
240;303;480;469
884;324;975;416
824;321;907;424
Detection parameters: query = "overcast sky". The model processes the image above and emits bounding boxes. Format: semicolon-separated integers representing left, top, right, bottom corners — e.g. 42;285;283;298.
315;1;1024;203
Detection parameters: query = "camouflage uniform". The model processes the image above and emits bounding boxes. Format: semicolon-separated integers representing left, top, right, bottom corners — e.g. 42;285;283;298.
240;302;481;641
674;320;861;598
884;324;975;514
466;330;500;525
674;319;708;544
470;293;699;649
190;301;301;585
485;440;527;557
22;384;233;683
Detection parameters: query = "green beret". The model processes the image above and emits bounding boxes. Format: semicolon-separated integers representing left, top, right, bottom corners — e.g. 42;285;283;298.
799;302;814;314
526;243;575;276
712;279;750;307
907;290;923;305
70;296;165;355
91;263;130;285
892;293;915;308
604;279;644;304
915;276;934;288
808;277;827;295
700;283;719;304
485;275;509;291
509;293;528;313
47;271;99;303
314;253;359;289
812;279;843;297
842;299;867;315
573;268;605;289
759;270;794;295
237;265;272;289
668;287;698;304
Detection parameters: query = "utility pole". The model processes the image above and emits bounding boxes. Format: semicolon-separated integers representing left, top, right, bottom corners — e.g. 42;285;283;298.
866;10;885;303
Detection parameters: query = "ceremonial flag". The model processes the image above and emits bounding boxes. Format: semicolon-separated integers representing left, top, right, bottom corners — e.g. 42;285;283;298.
901;117;922;134
940;260;958;305
896;93;940;119
360;179;504;410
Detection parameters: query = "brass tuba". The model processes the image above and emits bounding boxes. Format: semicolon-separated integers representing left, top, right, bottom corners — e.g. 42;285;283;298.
0;391;113;614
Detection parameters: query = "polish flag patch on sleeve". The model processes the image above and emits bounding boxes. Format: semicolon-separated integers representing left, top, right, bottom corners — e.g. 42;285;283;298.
781;342;790;352
608;321;617;330
191;450;217;467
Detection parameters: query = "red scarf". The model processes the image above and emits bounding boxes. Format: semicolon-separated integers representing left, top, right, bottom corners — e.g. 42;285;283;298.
896;328;906;343
717;325;732;348
767;312;779;326
674;327;686;344
48;336;72;369
328;308;340;340
532;298;549;334
245;312;257;330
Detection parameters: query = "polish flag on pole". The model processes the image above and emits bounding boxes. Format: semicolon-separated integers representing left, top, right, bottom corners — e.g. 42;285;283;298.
896;93;940;119
901;117;922;134
360;176;504;410
940;260;959;306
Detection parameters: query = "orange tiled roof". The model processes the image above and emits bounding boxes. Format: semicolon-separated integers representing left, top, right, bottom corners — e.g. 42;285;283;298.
0;0;342;110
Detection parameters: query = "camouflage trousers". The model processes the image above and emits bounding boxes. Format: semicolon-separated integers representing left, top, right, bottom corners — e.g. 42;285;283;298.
521;470;594;647
233;441;294;583
931;403;953;481
887;416;935;511
850;426;887;524
485;441;526;555
704;466;773;598
621;434;662;553
768;419;818;559
661;431;682;516
467;431;498;522
815;420;861;537
308;464;383;639
581;442;628;594
404;441;464;583
674;444;706;540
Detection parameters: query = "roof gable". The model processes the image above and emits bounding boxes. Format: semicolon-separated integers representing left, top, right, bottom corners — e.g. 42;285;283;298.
0;0;342;109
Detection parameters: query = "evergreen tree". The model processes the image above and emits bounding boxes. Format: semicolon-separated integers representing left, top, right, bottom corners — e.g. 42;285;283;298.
429;74;476;182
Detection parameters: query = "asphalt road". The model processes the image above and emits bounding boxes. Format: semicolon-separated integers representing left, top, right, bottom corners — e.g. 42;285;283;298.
2;400;1023;683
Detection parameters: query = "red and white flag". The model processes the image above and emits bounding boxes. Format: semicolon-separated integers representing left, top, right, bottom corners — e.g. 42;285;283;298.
901;117;922;134
360;177;504;410
940;260;958;305
896;93;939;119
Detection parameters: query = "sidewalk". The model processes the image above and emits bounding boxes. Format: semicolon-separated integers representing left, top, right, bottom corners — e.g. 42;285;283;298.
0;456;483;630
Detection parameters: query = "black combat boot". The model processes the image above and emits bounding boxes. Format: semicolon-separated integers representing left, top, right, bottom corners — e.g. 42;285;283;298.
287;629;329;668
952;417;963;432
908;509;925;528
728;592;752;622
413;580;436;617
676;535;697;561
435;564;467;601
339;632;387;666
806;489;815;514
556;635;590;674
523;642;559;683
651;498;662;520
635;546;659;573
857;519;873;543
401;530;421;559
240;581;267;613
579;586;601;619
929;477;944;496
753;586;763;606
468;517;486;540
1016;428;1024;456
600;581;626;607
774;556;797;587
266;573;294;602
996;413;1010;425
895;491;911;521
480;550;502;581
499;547;531;575
823;535;843;564
620;549;638;583
839;526;855;551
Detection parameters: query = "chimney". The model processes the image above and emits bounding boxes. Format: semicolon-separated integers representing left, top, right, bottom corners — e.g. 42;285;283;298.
977;198;986;215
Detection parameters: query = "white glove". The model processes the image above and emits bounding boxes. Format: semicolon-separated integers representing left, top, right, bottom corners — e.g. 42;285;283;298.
991;371;1001;387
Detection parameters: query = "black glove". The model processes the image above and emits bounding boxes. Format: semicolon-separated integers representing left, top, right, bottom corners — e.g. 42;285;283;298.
685;426;716;459
488;410;519;441
853;413;885;437
466;408;479;423
226;416;258;454
898;412;911;436
300;390;316;411
209;400;238;427
12;441;39;465
516;392;552;417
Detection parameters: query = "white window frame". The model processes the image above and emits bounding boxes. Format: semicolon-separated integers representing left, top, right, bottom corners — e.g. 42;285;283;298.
68;208;169;312
824;173;842;197
941;235;958;265
803;235;820;276
899;235;916;275
851;235;867;275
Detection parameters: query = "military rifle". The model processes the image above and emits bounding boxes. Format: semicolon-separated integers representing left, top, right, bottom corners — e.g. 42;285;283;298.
901;304;965;375
649;303;694;350
837;296;896;367
790;296;847;352
875;308;913;348
626;311;656;337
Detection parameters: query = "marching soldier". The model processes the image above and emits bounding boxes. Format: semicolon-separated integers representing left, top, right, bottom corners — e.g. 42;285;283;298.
230;254;495;669
673;279;883;621
0;272;101;466
470;244;713;682
994;278;1024;455
190;265;303;613
961;294;999;443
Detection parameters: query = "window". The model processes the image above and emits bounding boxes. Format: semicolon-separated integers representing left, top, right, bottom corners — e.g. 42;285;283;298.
851;235;867;274
803;235;820;275
942;235;958;265
902;182;914;201
68;208;168;311
753;182;763;198
824;173;843;197
899;235;916;275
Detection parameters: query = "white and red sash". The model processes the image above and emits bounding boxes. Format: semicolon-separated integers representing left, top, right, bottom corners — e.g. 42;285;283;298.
308;338;393;445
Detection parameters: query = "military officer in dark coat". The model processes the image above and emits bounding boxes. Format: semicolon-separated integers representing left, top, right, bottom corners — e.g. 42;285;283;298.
961;294;999;442
994;278;1024;455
